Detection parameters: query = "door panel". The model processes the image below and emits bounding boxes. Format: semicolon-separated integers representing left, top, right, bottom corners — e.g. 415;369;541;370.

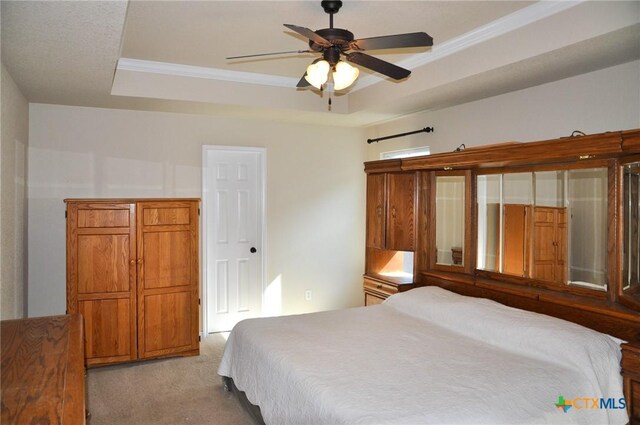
143;207;190;226
556;210;568;283
142;231;191;289
387;173;416;251
366;174;385;249
79;298;132;362
533;213;555;281
77;209;130;228
77;234;130;293
532;206;566;284
143;292;192;353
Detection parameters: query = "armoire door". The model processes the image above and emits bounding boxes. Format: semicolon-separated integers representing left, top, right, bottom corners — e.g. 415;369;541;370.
386;173;416;251
137;201;199;359
532;206;567;284
66;202;137;365
366;174;386;249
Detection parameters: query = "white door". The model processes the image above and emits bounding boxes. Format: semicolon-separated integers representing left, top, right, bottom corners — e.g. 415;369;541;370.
203;146;265;333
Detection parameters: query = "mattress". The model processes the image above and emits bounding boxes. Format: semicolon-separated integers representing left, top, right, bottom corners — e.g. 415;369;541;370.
218;286;628;425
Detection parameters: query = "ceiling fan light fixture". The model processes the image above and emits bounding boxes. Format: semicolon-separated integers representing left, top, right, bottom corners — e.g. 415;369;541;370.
333;61;359;90
304;60;330;89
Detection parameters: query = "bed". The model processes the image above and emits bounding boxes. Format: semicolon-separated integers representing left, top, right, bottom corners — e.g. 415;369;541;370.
218;286;628;425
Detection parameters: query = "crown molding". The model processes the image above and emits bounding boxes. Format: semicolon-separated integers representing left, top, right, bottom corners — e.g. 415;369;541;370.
354;0;583;90
116;1;582;92
116;58;299;88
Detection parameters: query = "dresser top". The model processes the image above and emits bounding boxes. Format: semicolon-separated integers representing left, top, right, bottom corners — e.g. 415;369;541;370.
64;198;200;203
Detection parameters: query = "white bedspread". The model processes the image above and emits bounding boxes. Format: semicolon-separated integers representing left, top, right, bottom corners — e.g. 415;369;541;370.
218;287;628;425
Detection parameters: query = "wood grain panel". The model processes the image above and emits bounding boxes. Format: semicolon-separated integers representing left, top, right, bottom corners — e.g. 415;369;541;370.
503;204;527;276
142;230;191;289
557;210;567;283
366;174;386;249
143;207;190;226
1;315;85;425
79;298;131;359
77;208;129;228
137;200;200;360
387;173;416;251
532;207;566;284
143;292;192;353
77;234;130;293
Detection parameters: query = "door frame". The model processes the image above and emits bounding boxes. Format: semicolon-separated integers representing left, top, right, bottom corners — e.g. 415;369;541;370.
201;145;267;337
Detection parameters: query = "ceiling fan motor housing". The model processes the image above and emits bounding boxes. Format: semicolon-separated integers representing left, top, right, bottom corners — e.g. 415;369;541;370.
309;28;354;55
321;1;343;14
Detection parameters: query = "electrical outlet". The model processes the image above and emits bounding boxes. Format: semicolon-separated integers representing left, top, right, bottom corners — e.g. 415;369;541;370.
305;289;312;301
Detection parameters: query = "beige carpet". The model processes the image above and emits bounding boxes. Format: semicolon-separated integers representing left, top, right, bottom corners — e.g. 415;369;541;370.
87;334;256;425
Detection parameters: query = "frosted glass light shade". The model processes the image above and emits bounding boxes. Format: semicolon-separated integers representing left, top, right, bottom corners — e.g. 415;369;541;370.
304;60;330;89
333;61;359;90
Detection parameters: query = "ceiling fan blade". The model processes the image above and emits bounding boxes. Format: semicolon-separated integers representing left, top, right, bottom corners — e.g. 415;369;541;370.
284;24;332;47
226;50;312;60
346;52;411;80
350;32;433;51
297;72;311;88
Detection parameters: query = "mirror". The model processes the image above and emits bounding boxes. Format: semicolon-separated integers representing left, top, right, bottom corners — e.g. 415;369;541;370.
624;162;640;291
567;168;608;287
477;173;533;277
436;175;465;266
477;167;607;290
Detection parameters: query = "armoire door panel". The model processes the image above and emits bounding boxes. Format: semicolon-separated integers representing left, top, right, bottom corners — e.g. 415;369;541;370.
366;174;386;249
142;230;191;289
77;234;130;293
386;173;416;251
77;209;130;228
142;291;193;355
79;298;132;360
143;207;191;226
533;206;567;284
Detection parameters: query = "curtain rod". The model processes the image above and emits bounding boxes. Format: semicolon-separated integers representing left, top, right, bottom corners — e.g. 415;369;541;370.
367;126;434;144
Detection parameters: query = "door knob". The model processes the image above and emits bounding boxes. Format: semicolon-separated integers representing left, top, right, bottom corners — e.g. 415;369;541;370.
250;247;257;253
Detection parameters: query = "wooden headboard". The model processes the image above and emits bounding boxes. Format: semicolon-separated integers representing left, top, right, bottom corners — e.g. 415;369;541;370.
363;129;640;345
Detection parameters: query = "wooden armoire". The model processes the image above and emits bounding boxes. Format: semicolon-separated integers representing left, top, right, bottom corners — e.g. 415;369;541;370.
65;198;200;366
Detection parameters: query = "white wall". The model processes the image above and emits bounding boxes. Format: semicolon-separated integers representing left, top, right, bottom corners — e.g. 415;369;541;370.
1;63;29;319
365;61;640;159
28;104;367;318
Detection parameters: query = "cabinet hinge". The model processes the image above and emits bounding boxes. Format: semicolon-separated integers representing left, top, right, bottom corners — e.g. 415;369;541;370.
198;335;202;342
198;208;200;216
65;210;67;219
198;298;201;305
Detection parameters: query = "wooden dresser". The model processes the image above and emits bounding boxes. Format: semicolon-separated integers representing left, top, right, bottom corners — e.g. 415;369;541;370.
1;314;86;425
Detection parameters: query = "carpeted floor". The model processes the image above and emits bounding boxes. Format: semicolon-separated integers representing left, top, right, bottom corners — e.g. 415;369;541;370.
87;334;256;425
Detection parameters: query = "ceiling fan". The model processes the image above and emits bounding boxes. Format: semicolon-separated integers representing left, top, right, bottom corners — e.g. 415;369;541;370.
226;0;433;91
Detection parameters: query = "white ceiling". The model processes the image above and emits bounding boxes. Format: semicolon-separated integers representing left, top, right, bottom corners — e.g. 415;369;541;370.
2;1;639;127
